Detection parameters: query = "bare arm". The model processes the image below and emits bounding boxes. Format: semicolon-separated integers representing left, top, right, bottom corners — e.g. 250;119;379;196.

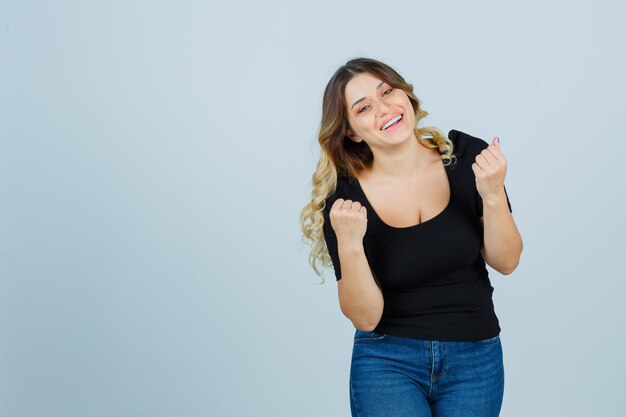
479;189;523;274
337;241;384;331
473;137;523;275
328;198;384;331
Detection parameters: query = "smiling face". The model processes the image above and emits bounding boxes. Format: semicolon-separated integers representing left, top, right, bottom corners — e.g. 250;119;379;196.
344;72;416;147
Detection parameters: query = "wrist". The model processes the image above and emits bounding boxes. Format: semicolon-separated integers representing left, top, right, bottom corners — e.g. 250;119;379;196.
337;239;364;255
482;188;508;208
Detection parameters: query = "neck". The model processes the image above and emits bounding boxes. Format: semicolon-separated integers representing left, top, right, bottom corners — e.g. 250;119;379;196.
363;136;436;180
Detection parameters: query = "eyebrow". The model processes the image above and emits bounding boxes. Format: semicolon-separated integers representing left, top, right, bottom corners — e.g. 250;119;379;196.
351;81;385;110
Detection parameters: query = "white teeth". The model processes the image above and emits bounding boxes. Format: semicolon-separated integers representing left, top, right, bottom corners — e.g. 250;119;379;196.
382;115;402;130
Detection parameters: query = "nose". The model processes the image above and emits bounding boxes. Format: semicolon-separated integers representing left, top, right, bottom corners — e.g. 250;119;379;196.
376;99;392;114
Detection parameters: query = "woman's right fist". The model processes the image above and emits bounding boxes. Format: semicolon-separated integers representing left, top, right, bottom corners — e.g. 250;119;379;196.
328;198;368;245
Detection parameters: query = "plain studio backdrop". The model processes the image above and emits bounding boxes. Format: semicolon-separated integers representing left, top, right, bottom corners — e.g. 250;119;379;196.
1;1;624;416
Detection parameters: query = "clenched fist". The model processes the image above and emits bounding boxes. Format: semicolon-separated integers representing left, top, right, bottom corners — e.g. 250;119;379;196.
472;137;507;200
329;198;368;246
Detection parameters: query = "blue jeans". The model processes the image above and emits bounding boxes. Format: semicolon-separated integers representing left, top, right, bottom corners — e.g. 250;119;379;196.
349;329;504;417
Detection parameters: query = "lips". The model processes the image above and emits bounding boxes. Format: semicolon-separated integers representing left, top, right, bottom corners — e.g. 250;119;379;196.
380;113;403;130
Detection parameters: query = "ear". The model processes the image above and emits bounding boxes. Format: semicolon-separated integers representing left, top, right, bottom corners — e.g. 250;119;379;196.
346;128;363;143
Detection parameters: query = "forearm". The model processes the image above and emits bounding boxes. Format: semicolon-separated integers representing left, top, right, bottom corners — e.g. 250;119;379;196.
481;189;523;274
337;241;384;331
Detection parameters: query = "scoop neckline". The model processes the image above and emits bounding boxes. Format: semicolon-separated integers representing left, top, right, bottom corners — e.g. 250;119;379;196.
353;160;453;231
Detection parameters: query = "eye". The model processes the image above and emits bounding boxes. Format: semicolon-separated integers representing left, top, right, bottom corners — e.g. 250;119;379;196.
357;88;394;114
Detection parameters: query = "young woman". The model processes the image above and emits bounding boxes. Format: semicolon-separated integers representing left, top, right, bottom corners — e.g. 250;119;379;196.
300;57;523;417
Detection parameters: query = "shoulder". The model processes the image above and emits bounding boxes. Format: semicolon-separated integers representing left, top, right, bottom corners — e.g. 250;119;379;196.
323;175;358;213
448;129;490;158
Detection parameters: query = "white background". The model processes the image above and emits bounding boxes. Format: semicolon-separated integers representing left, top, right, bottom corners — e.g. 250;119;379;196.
1;0;624;416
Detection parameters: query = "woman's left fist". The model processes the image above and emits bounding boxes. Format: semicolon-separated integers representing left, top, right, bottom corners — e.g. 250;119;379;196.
471;137;507;199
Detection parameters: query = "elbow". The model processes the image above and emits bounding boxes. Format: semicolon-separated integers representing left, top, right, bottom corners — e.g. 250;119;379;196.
496;240;524;275
354;320;381;333
347;308;384;332
497;256;520;275
343;303;384;332
500;252;523;275
499;265;516;275
339;282;385;332
359;317;382;332
487;259;518;276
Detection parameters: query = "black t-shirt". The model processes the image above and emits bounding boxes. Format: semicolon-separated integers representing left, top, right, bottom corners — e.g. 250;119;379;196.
322;129;512;341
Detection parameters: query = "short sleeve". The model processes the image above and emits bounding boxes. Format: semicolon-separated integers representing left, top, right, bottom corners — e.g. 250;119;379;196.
322;195;342;281
475;184;513;217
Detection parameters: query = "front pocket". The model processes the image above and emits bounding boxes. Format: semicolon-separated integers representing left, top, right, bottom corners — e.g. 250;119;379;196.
476;334;500;344
354;329;387;343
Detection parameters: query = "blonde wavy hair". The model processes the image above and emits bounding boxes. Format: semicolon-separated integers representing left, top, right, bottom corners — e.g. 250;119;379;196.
299;57;457;283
